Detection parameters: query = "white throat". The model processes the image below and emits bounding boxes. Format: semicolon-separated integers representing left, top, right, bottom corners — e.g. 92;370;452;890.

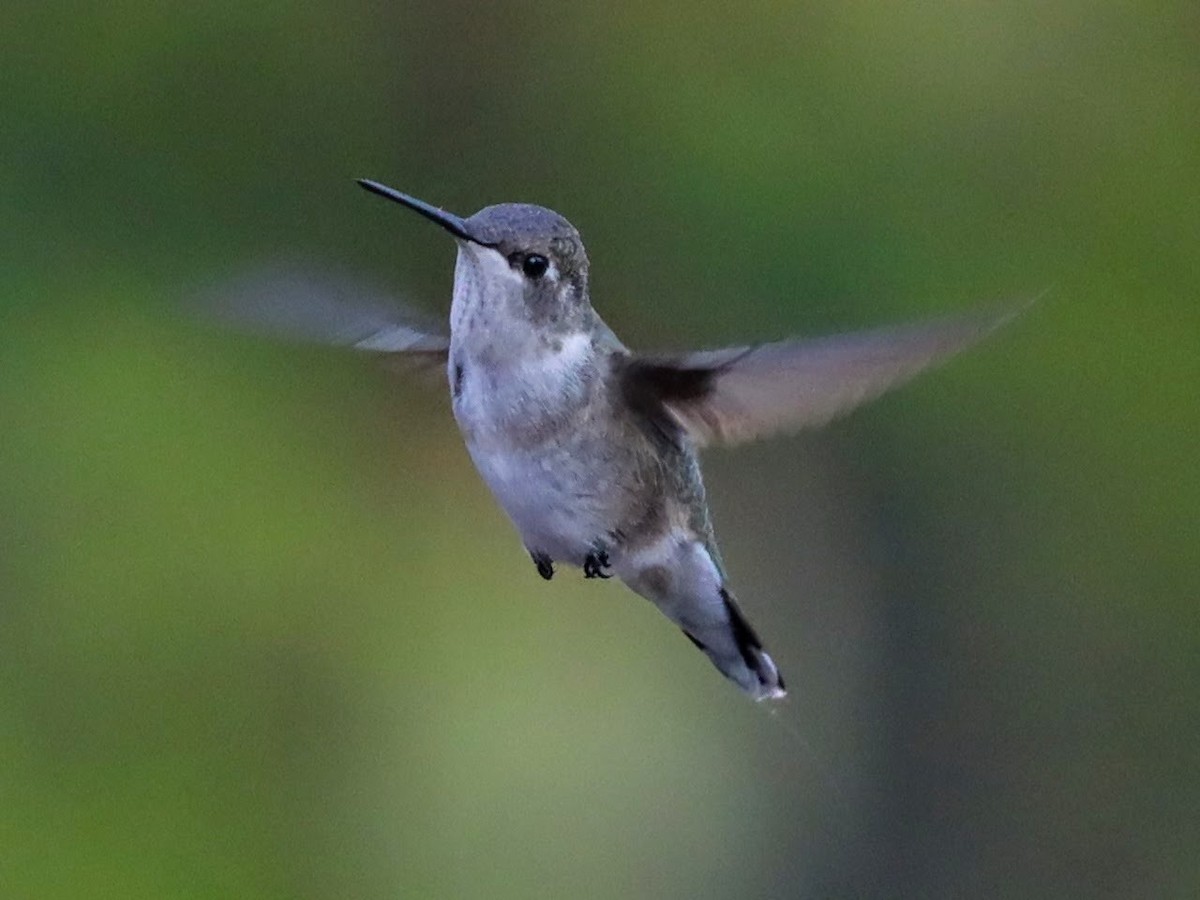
448;242;578;370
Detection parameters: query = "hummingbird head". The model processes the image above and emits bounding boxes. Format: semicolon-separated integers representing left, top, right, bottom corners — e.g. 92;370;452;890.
358;180;591;333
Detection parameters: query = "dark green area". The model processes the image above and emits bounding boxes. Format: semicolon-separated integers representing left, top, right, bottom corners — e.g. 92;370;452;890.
2;2;1196;897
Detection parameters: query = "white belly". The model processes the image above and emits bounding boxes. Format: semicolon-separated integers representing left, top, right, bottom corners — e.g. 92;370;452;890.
467;443;605;563
452;331;612;564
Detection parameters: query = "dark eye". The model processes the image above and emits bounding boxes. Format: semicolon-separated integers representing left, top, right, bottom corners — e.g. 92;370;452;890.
521;254;549;279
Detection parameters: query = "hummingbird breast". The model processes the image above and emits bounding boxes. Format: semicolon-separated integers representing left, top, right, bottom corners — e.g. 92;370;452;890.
450;331;676;566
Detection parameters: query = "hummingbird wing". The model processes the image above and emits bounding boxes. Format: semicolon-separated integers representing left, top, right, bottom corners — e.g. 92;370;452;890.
195;264;449;374
622;305;1024;448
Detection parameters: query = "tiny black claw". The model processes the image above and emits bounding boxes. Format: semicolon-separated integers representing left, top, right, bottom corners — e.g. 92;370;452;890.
531;551;554;581
583;549;612;579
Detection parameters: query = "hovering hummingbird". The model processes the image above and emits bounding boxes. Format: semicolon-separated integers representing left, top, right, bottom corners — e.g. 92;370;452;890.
219;179;1022;701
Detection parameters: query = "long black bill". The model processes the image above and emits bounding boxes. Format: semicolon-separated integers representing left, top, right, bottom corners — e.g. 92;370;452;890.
357;179;492;246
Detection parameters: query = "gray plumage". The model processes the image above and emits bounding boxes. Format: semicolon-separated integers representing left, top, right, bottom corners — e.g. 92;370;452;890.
206;180;1025;700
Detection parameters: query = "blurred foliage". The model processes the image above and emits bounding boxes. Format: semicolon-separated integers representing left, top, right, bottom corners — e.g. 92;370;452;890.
1;1;1197;898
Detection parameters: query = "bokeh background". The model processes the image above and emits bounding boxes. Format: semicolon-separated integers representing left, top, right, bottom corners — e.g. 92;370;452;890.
3;2;1197;898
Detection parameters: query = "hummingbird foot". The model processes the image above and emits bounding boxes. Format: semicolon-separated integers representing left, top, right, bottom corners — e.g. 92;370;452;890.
530;551;555;581
583;549;612;579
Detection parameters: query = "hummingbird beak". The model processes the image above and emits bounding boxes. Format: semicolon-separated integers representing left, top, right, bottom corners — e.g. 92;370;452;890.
356;179;495;247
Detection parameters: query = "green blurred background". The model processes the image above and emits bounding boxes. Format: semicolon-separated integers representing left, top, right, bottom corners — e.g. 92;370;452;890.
2;2;1197;898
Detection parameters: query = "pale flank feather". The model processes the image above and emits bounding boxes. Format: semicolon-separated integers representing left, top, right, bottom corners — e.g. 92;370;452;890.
623;304;1025;447
194;264;449;375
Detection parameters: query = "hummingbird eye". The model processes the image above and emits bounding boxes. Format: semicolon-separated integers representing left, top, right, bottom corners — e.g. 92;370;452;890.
515;253;549;280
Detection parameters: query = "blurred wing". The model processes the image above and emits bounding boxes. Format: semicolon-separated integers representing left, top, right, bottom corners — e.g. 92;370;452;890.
195;264;449;375
622;305;1024;447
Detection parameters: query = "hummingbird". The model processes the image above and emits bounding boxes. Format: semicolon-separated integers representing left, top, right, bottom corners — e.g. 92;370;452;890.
217;179;1022;701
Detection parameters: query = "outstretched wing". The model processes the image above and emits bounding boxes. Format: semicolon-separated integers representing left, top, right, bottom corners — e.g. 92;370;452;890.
195;264;449;375
622;304;1025;448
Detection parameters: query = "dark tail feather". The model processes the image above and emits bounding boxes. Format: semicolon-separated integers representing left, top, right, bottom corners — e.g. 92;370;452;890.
683;589;786;701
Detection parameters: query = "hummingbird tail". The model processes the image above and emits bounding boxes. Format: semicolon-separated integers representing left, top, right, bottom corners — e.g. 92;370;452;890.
694;587;786;701
622;540;786;700
619;540;787;700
